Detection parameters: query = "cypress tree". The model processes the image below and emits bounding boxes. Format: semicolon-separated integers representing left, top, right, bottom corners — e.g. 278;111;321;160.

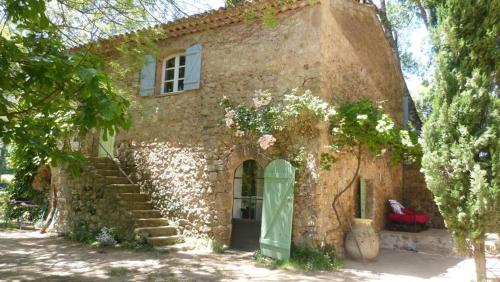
421;0;499;280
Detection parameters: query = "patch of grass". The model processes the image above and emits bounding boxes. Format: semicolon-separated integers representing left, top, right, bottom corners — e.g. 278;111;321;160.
0;221;17;230
117;240;154;252
0;191;8;220
67;222;96;244
211;240;225;253
253;244;342;272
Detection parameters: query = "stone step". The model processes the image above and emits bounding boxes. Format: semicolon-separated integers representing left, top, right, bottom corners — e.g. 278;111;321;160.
96;169;122;177
124;201;153;210
120;193;149;202
147;235;183;246
131;210;162;219
88;157;114;164
105;176;130;184
155;242;193;253
135;218;169;228
93;163;116;170
135;226;177;237
107;184;140;193
380;229;458;256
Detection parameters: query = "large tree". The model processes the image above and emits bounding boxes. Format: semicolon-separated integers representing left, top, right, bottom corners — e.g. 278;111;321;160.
420;0;499;280
0;0;211;227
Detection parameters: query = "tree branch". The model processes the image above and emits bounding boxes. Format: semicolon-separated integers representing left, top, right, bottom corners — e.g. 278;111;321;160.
331;144;362;227
414;0;429;28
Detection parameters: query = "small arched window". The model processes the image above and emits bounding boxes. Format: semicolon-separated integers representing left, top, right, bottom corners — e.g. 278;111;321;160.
162;54;186;94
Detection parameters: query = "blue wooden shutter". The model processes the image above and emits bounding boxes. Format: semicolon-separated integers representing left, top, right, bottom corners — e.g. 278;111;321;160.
184;44;202;91
139;54;156;96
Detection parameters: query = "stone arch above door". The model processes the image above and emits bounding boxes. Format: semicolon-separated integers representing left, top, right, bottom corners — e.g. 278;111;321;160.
225;146;270;176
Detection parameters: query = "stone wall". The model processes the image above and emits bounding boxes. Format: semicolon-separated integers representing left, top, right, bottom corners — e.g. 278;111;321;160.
403;165;445;229
114;4;324;246
314;0;405;252
66;0;407;253
54;165;135;241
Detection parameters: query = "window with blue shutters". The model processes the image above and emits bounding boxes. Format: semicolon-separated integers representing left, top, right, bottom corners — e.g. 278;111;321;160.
140;44;202;97
162;53;186;94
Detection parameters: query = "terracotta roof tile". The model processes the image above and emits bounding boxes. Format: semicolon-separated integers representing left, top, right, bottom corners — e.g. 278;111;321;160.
85;0;318;49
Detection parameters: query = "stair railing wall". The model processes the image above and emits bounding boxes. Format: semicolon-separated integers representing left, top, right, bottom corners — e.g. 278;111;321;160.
98;142;135;185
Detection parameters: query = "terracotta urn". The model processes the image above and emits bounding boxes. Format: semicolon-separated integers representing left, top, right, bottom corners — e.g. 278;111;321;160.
345;218;379;260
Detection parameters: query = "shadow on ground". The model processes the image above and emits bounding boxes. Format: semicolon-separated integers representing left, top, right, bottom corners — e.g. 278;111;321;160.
0;230;498;281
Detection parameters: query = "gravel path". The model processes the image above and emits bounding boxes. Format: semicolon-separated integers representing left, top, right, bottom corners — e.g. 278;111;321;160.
0;230;498;281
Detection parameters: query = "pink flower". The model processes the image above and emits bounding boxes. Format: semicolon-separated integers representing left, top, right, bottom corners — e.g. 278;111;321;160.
225;110;236;127
258;134;276;150
253;90;272;108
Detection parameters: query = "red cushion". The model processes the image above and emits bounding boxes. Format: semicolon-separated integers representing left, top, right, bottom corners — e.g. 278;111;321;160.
403;208;415;215
388;212;429;224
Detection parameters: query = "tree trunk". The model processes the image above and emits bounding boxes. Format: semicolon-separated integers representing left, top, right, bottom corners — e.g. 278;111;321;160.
40;183;57;233
331;145;362;226
473;240;487;281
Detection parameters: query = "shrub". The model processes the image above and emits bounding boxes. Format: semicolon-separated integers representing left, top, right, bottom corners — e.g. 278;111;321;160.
253;244;342;272
68;222;95;243
96;227;117;246
5;146;48;222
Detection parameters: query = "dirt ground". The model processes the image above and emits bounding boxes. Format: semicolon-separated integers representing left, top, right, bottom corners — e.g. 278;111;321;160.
0;230;498;281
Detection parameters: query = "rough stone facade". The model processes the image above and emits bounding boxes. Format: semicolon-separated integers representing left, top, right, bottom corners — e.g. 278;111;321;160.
54;164;135;241
59;0;434;254
402;165;445;229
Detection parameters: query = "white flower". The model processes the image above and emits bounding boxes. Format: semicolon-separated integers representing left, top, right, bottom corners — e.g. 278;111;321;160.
258;134;276;150
325;108;337;121
253;97;264;108
357;114;368;120
400;130;414;147
235;130;244;137
304;89;312;95
375;116;394;133
253;89;272;108
225;110;235;119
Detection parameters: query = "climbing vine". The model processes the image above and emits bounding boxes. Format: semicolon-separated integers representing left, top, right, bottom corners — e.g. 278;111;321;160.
220;88;421;226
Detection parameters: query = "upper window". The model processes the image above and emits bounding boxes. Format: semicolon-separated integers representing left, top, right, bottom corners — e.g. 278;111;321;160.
162;54;186;94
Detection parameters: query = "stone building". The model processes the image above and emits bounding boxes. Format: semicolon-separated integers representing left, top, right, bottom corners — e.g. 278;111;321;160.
56;0;437;255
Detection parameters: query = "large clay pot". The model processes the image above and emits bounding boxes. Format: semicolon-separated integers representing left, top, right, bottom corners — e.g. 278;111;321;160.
345;218;379;260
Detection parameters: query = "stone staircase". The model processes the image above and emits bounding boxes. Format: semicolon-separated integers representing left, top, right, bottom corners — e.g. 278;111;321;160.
380;228;458;256
89;157;188;252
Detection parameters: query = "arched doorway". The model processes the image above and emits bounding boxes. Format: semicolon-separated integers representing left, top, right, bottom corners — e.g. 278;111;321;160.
230;160;264;250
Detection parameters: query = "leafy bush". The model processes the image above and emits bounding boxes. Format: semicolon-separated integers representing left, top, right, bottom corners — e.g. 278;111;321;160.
253;244;342;272
96;227;117;246
211;240;225;253
68;222;95;244
0;191;8;220
5;145;48;222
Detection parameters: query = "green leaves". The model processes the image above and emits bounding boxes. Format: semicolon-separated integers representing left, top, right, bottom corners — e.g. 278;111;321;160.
420;0;499;259
0;0;131;174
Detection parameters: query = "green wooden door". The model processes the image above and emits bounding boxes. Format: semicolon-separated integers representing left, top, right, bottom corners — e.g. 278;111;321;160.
260;159;295;260
98;131;115;158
